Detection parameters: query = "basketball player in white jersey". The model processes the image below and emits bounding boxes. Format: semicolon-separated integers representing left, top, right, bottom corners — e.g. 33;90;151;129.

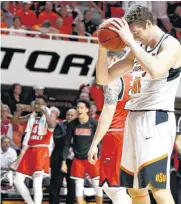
96;4;181;204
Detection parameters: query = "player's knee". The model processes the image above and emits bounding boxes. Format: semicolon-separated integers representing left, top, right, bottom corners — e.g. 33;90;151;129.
104;187;126;200
92;178;103;197
128;188;148;199
75;179;84;197
14;173;23;186
152;187;173;202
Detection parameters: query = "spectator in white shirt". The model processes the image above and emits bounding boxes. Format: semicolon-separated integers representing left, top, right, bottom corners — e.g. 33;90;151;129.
1;136;17;172
1;137;17;185
10;16;26;36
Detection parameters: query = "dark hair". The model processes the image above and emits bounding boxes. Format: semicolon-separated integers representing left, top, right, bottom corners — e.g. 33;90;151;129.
1;136;11;143
36;95;49;103
76;99;90;109
13;16;21;22
124;4;156;27
10;83;21;94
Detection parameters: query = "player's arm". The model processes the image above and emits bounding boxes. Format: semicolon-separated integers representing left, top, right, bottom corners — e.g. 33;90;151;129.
127;36;181;78
88;80;121;164
92;80;121;146
11;105;31;124
96;45;134;85
61;122;74;173
41;107;57;128
11;111;30;124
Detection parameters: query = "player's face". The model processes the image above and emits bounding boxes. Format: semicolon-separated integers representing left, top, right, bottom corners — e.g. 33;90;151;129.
130;23;151;45
76;102;89;119
35;98;46;112
89;105;97;115
66;110;78;123
1;138;11;152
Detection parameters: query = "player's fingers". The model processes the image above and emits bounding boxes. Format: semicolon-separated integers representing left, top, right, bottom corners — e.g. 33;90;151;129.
108;27;120;35
110;21;121;30
122;19;129;27
94;153;98;163
113;18;125;28
88;154;96;165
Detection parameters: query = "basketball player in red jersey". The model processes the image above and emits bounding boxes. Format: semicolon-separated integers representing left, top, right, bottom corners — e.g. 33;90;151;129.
13;95;57;204
88;50;131;204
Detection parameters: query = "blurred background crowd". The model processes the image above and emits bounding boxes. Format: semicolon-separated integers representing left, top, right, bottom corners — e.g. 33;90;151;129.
1;1;181;204
1;1;181;41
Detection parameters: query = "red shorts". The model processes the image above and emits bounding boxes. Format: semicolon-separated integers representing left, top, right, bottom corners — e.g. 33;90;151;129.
17;146;50;176
99;131;124;187
71;158;100;180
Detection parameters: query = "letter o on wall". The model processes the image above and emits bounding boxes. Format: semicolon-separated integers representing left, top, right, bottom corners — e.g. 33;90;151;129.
26;51;59;72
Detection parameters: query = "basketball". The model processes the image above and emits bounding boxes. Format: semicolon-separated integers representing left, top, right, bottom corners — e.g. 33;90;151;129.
97;18;126;51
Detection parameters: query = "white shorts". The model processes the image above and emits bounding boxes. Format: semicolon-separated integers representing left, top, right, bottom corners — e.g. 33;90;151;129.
120;110;176;189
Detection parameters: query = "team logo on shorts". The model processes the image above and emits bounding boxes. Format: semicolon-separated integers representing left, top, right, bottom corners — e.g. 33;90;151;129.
104;157;111;163
155;173;167;183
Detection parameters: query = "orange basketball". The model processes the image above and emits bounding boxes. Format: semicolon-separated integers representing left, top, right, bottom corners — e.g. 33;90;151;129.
97;18;126;51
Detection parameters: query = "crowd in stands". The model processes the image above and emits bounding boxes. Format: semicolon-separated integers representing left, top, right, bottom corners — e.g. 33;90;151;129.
1;1;181;41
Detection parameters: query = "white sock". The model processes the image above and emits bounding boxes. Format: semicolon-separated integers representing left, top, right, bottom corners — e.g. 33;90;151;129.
14;172;34;204
104;187;131;204
33;173;43;204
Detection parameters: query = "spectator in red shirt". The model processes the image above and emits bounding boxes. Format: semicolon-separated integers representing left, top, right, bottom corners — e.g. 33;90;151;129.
38;2;59;27
55;17;69;34
59;6;73;34
9;1;22;16
16;1;37;29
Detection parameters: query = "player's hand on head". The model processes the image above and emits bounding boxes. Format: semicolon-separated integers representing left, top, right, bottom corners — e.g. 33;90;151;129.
88;145;98;165
109;18;134;45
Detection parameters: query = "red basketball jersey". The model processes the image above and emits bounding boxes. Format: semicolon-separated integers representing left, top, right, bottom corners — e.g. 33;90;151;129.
109;74;131;130
27;116;53;146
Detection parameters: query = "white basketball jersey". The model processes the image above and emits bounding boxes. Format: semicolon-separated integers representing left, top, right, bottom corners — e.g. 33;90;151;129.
126;34;181;111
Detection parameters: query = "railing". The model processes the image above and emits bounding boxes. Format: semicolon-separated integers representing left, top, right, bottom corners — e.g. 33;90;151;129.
0;28;98;43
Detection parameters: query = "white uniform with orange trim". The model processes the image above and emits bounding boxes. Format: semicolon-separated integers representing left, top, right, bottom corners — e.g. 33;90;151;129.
120;34;181;189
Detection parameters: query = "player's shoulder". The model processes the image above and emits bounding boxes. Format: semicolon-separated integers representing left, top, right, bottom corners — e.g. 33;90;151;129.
162;35;181;51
